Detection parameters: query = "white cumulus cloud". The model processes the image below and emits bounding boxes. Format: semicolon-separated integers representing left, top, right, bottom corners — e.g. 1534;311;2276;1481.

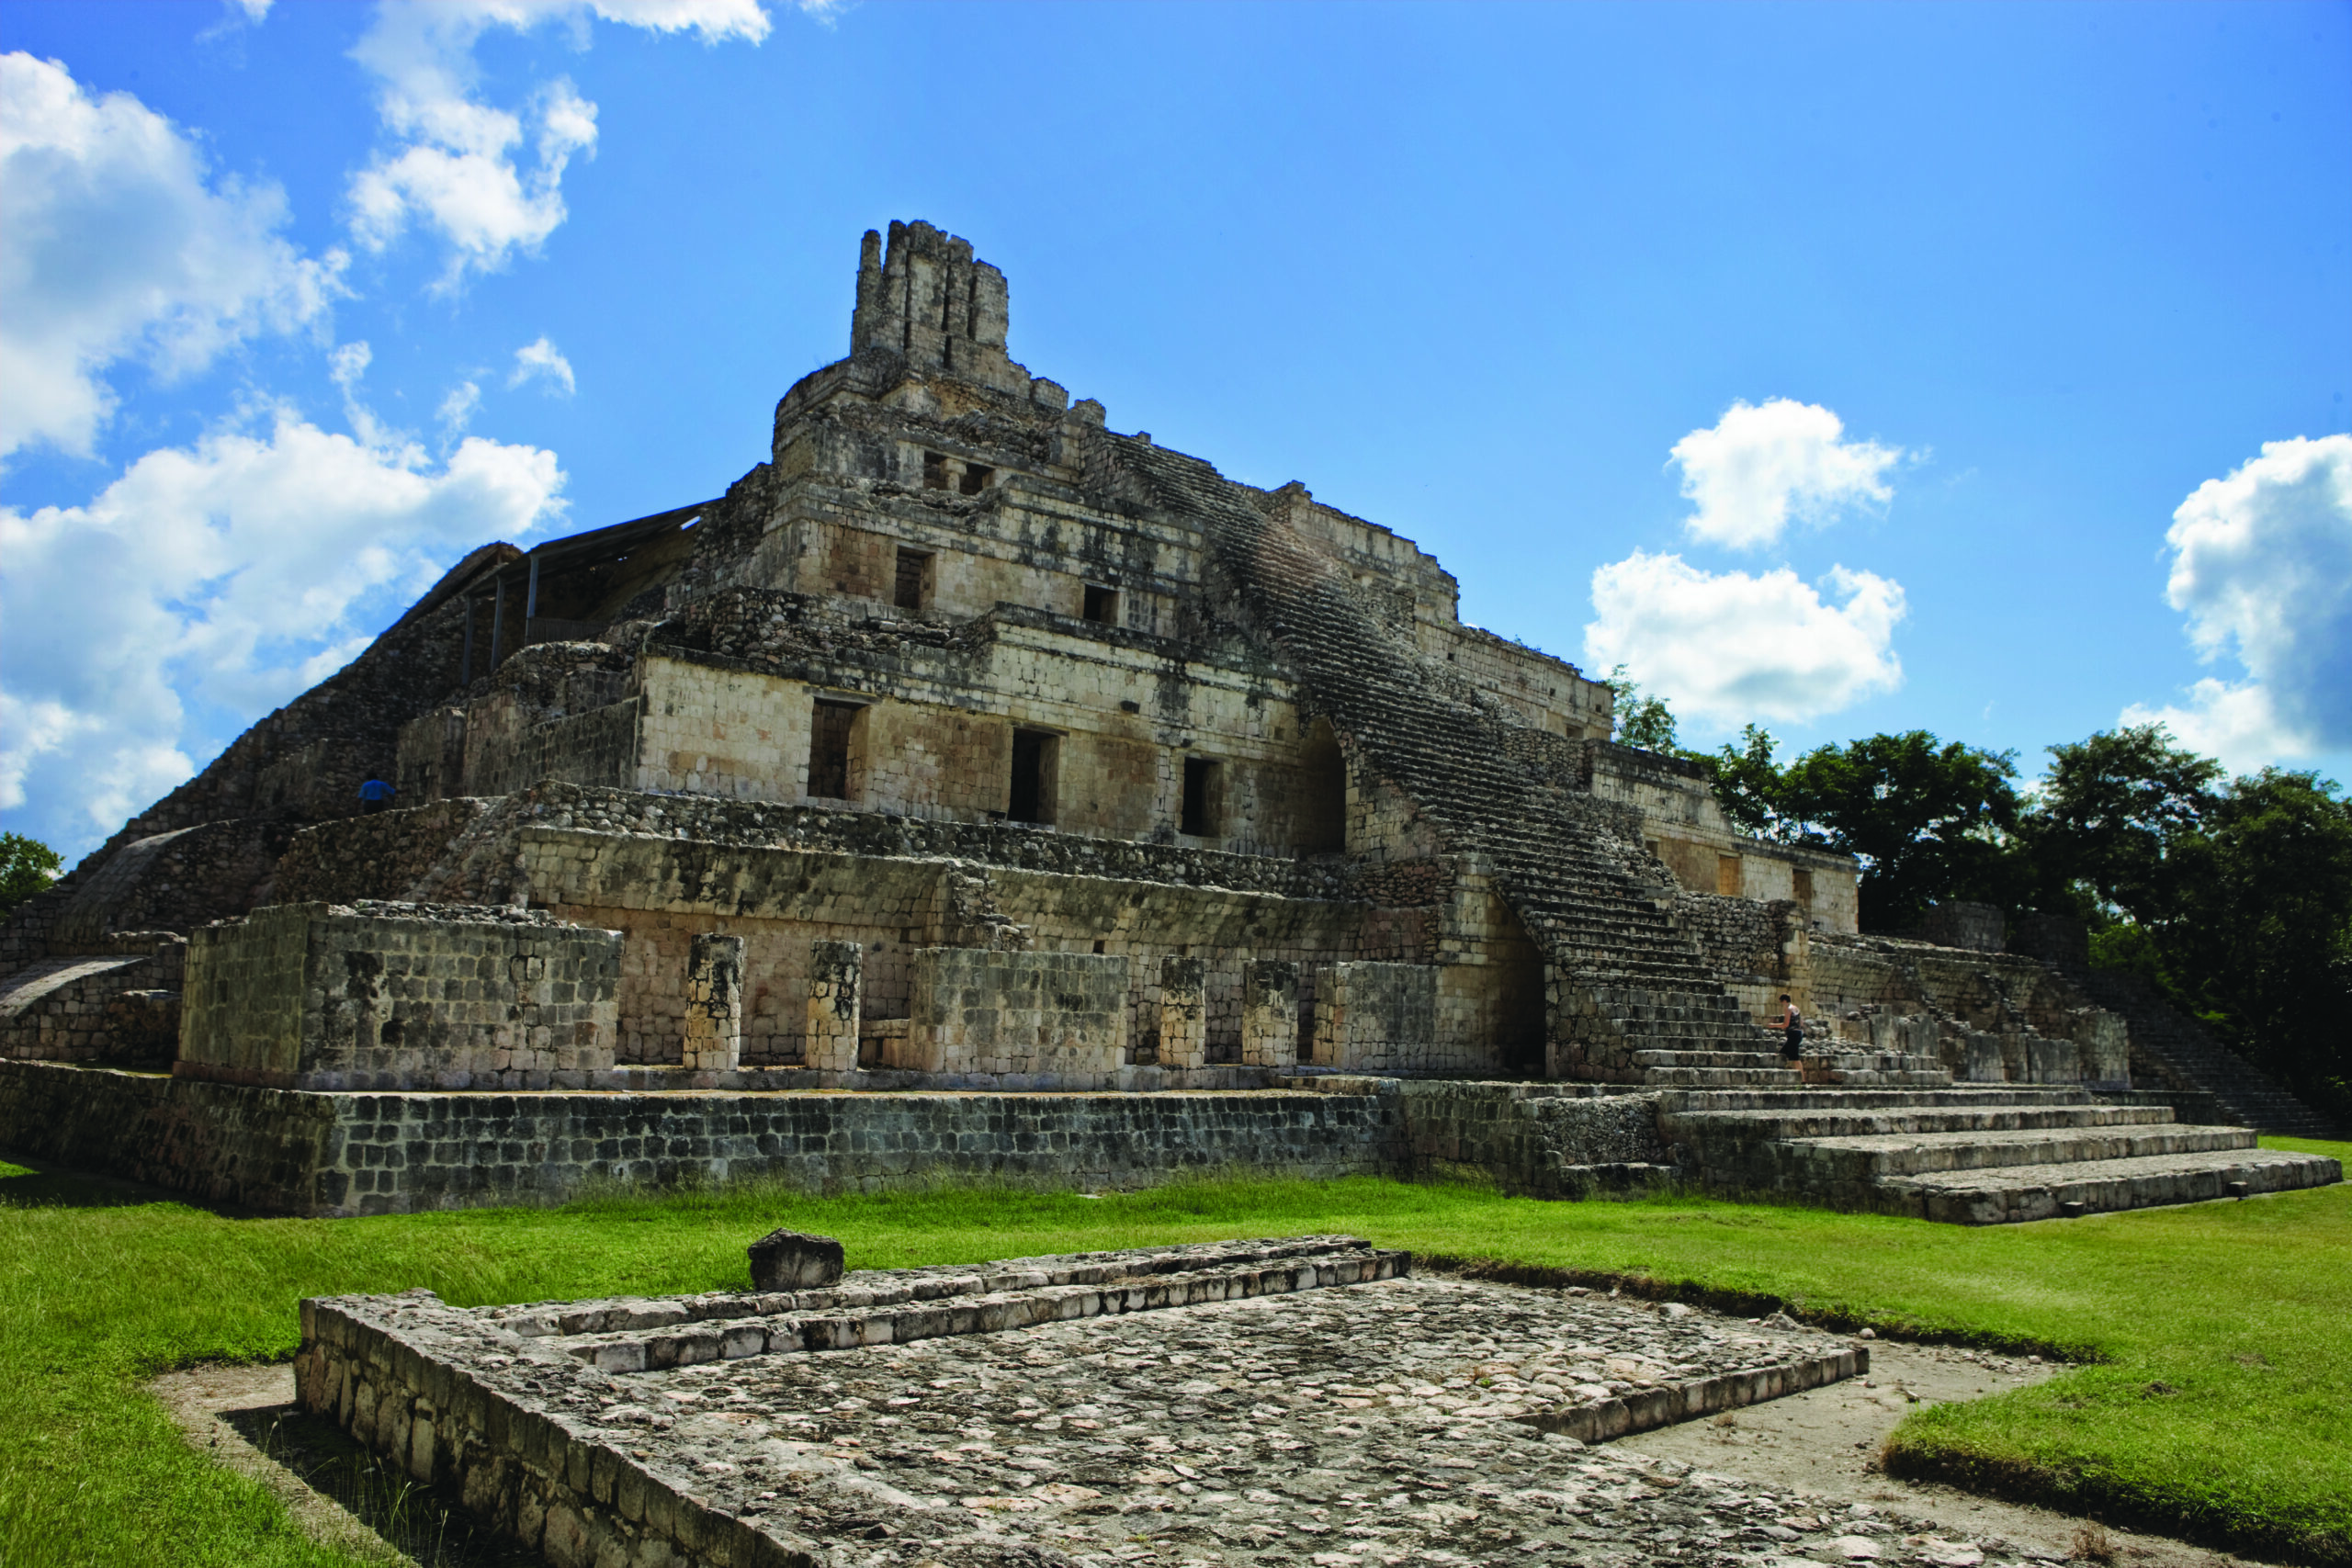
2120;434;2352;770
0;52;342;461
1668;398;1904;551
1583;550;1907;726
509;334;575;394
346;0;769;286
0;407;565;852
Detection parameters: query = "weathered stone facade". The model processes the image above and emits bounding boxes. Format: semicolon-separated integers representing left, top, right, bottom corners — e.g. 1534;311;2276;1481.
177;903;622;1091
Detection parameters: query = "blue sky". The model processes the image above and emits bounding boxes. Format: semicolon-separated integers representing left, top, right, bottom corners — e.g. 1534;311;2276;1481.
3;0;2347;860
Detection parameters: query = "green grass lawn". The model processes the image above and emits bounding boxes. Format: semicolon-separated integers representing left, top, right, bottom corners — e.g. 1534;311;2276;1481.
1;1139;2346;1568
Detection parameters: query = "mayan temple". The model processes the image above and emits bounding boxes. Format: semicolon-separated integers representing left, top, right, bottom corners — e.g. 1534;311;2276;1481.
1;220;2336;1219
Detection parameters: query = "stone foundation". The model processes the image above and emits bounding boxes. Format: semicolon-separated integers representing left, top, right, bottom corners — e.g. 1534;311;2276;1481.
0;1058;1692;1217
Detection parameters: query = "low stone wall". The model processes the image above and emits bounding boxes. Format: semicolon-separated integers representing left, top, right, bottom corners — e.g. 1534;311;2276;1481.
0;1059;1421;1215
0;1061;345;1213
0;1059;1687;1217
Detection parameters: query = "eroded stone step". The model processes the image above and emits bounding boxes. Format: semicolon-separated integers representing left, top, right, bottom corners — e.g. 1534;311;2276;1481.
1661;1087;2098;1112
1664;1103;2179;1141
1768;1122;2258;1182
1873;1145;2344;1224
1641;1066;1804;1088
1631;1049;1793;1069
1804;1069;1957;1089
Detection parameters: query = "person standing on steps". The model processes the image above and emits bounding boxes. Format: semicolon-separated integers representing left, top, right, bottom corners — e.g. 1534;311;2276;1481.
1780;994;1804;1061
358;777;398;815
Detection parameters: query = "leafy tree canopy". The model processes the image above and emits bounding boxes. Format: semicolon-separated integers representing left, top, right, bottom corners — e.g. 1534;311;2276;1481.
2018;723;2222;922
1602;666;1680;753
0;832;62;916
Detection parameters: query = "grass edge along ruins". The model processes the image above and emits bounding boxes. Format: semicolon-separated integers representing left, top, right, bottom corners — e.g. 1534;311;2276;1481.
0;220;2337;1222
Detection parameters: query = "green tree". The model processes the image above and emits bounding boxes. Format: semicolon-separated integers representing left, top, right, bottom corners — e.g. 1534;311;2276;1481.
1698;724;1787;840
2157;770;2352;1107
1601;666;1680;752
0;832;63;915
1770;731;2024;933
2018;723;2222;922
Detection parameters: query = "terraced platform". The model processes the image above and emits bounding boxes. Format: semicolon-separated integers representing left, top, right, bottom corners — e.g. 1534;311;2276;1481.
1659;1080;2341;1223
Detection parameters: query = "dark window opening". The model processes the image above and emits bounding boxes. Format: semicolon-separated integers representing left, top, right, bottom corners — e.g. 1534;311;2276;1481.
809;699;860;799
1181;755;1220;837
1009;729;1057;824
1792;868;1815;906
1082;583;1120;625
893;548;930;613
922;451;948;490
958;463;993;496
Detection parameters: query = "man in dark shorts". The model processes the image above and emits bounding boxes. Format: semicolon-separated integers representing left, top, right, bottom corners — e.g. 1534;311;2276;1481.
1779;994;1804;1060
358;777;397;815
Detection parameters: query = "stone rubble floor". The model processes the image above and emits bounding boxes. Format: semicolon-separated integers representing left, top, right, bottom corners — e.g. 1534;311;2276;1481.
603;1275;2048;1568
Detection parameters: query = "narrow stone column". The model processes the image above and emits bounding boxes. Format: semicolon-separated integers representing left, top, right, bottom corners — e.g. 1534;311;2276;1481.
1157;955;1206;1069
683;933;744;1071
805;941;864;1072
1240;960;1299;1069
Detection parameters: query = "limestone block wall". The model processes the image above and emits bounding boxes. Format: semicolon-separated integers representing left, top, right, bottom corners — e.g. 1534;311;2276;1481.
1792;933;2131;1088
179;902;622;1090
1576;744;1860;934
634;656;809;800
895;948;1130;1077
45;820;289;953
1310;962;1452;1075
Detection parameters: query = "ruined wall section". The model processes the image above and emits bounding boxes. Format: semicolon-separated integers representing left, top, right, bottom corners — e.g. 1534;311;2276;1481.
1254;483;1610;740
523;826;1440;1068
1577;743;1860;934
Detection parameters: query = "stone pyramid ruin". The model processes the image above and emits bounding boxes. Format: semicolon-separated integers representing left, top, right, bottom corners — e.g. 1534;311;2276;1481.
2;220;2336;1220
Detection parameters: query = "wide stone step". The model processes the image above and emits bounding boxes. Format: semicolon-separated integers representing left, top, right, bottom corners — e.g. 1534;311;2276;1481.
1641;1066;1804;1088
1771;1122;2258;1182
1875;1145;2343;1224
1802;1067;1956;1089
1664;1102;2179;1141
1662;1086;2097;1113
1632;1049;1792;1070
1812;1051;1947;1074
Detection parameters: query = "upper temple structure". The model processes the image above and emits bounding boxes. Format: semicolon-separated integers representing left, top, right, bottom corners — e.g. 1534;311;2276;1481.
3;221;2338;1219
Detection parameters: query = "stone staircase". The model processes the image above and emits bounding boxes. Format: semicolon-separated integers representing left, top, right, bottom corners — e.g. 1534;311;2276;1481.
2055;964;2345;1139
1660;1088;2340;1223
1102;435;2343;1222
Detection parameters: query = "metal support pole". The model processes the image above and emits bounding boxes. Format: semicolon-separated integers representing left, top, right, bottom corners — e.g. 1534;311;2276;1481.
525;553;540;633
488;573;504;671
